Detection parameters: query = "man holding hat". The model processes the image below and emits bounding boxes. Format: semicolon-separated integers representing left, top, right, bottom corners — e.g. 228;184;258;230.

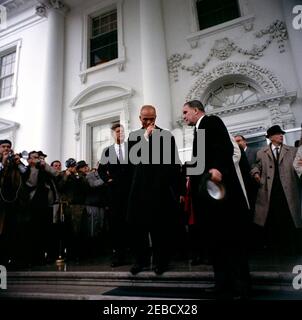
251;125;302;255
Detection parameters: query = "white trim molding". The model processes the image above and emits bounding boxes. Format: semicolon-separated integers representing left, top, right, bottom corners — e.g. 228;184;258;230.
0;117;20;144
69;81;133;161
79;0;126;84
0;39;22;106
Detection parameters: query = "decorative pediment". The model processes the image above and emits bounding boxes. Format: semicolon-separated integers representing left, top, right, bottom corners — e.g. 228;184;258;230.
70;81;133;111
0;118;19;144
69;81;134;141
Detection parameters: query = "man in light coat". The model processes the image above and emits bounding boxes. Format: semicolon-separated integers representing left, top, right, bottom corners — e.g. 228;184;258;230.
251;125;302;255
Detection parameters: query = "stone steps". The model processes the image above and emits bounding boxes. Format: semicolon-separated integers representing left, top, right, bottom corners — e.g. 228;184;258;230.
0;270;300;300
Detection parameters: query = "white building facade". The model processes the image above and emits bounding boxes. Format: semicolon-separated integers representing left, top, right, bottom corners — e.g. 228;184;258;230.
0;0;301;166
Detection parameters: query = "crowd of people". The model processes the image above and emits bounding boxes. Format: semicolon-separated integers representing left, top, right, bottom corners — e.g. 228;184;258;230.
1;101;302;299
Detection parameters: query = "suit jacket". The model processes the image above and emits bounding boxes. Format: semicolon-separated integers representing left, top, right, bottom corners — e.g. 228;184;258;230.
127;126;181;225
245;147;257;168
190;115;249;225
251;144;301;227
98;142;132;214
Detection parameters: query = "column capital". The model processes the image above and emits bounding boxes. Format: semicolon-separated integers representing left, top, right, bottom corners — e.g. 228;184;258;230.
36;0;69;17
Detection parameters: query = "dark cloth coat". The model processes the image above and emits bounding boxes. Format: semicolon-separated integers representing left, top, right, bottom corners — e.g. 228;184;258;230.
190;114;250;295
190;115;249;224
127;127;181;226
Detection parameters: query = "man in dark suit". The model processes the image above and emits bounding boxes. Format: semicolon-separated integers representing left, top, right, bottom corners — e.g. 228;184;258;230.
127;105;181;275
98;123;131;267
182;100;251;299
234;135;257;168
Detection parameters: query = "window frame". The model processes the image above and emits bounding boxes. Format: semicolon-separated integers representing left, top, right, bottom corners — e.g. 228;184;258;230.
80;0;125;84
186;0;254;48
0;39;21;106
195;0;240;31
89;9;118;68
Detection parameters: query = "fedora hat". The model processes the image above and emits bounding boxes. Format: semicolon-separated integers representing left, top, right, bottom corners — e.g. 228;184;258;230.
266;125;285;138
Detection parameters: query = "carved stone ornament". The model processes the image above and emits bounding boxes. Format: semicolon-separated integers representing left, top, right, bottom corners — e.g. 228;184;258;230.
212;38;234;60
36;0;68;15
168;20;288;82
35;4;47;17
49;0;65;10
186;61;284;101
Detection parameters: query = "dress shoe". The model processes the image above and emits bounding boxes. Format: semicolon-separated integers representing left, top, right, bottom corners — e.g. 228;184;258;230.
153;265;167;275
130;263;144;275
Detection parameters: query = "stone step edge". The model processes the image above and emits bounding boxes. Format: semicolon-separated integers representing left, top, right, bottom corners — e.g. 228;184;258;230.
7;271;295;281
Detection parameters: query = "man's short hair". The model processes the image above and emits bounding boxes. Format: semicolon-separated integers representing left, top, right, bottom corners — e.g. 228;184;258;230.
235;135;246;141
28;151;39;159
184;100;205;112
111;123;123;131
140;105;156;114
51;160;61;166
0;139;12;146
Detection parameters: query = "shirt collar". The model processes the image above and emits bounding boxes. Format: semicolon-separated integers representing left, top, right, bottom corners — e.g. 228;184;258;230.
195;114;205;129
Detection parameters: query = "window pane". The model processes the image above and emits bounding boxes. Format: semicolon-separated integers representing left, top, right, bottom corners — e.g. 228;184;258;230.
0;52;16;77
91;121;117;168
206;82;259;108
196;0;240;30
0;75;13;98
89;9;118;67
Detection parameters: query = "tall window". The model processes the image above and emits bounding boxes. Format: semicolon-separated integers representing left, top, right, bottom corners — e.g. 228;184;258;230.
89;9;118;67
0;51;16;99
196;0;240;30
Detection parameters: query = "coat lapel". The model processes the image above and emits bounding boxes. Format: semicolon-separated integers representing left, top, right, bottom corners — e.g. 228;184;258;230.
278;145;288;164
264;145;274;161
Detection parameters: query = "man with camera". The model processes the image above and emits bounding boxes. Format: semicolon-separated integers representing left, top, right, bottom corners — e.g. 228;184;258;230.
21;150;58;265
0;139;26;266
58;158;89;261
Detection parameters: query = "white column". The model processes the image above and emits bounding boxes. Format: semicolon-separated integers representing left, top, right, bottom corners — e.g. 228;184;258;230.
140;0;173;129
38;1;67;161
282;0;302;93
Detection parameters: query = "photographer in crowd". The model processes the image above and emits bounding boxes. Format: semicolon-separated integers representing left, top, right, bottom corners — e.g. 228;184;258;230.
20;151;58;265
0;140;27;265
58;158;89;261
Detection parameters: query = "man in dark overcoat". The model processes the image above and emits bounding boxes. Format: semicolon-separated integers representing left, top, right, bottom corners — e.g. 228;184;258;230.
182;100;251;299
127;105;181;275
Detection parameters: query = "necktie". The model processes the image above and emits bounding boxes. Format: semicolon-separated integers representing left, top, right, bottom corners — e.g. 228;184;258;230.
193;127;197;140
192;127;197;157
275;147;279;161
118;144;124;162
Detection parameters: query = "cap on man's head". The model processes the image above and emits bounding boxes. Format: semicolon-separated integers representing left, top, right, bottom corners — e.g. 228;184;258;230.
76;160;88;170
0;139;12;146
266;125;286;138
65;158;77;168
38;150;47;158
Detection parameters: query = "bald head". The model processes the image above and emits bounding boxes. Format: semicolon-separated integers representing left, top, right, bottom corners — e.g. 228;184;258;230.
139;105;157;129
